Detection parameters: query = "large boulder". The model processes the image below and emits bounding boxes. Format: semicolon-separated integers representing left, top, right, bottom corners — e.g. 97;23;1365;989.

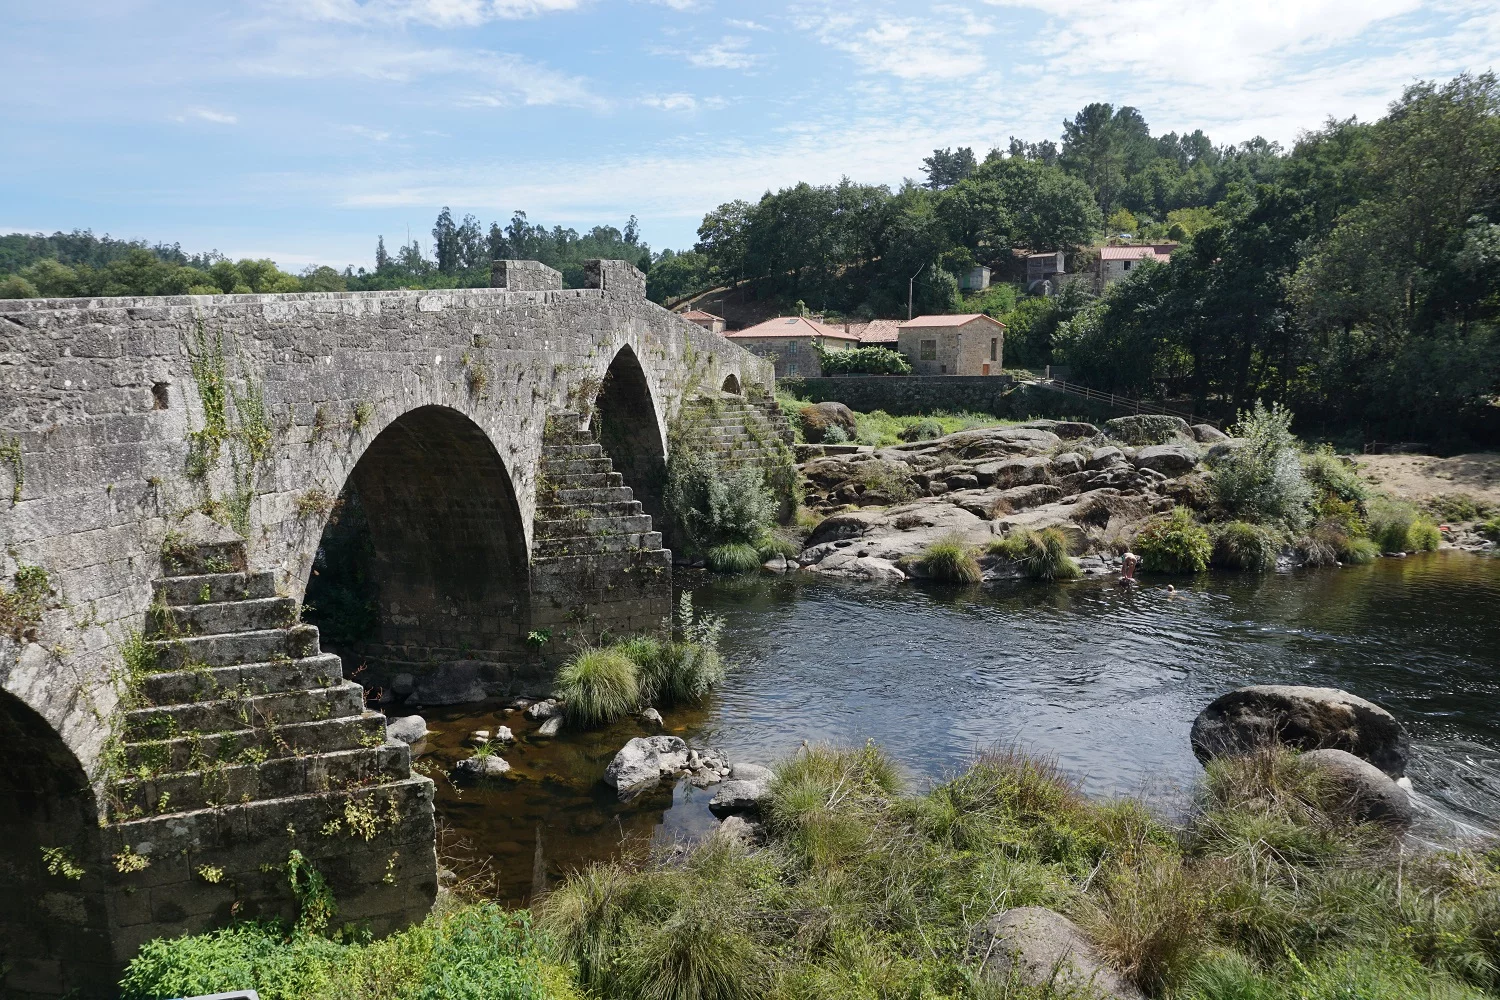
412;661;487;705
1133;444;1199;477
1190;685;1411;778
1051;421;1100;440
1206;439;1246;466
1051;452;1085;475
604;735;691;791
1192;423;1229;443
799;401;858;443
981;456;1053;488
385;714;427;745
1104;414;1192;446
969;907;1144;999
1086;446;1128;471
1301;749;1414;827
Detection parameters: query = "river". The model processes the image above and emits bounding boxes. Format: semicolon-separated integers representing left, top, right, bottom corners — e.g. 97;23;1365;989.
410;551;1500;901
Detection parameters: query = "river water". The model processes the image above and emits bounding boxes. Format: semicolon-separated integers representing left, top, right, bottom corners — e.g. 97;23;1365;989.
412;551;1500;901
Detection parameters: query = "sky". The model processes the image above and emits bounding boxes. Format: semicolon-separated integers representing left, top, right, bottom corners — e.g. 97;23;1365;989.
3;0;1498;271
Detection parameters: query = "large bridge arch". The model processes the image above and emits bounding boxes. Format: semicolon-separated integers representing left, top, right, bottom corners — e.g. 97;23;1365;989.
592;343;669;525
303;404;531;678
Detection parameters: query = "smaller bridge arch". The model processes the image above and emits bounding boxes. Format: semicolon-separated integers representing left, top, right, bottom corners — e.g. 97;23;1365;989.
721;373;742;395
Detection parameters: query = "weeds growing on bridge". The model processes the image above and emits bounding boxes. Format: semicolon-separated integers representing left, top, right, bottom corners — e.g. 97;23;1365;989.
0;564;51;642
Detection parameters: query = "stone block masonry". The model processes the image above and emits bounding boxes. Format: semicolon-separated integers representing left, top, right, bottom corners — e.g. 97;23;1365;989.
0;260;776;996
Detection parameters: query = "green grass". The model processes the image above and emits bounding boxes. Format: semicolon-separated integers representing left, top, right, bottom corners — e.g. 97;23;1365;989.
1367;497;1442;553
707;541;763;574
557;648;641;727
987;528;1081;580
1211;521;1282;573
914;536;983;584
1135;508;1212;574
1480;518;1500;542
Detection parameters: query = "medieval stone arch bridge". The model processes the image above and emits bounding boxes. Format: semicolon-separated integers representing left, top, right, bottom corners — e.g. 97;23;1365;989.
0;258;787;997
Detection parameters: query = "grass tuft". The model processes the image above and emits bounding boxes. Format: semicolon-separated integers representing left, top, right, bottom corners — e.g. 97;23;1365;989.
988;527;1082;580
915;536;982;584
557;648;640;727
707;542;763;574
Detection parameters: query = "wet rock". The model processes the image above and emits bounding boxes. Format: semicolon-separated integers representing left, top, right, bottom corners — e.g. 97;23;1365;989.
1192;423;1229;443
800;401;858;443
493;725;515;743
1301;749;1414;827
455;754;511;778
761;553;790;574
709;777;772;816
1133;444;1199;477
1190;685;1411;777
413;661;487;706
604;735;690;791
537;715;563;737
525;699;561;720
1086;446;1128;471
1104;414;1193;446
970;907;1143;999
385;714;427;745
640;707;664;727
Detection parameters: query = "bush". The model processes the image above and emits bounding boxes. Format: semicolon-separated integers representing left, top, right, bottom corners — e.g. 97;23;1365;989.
814;344;912;376
706;542;762;574
624;594;727;708
988;527;1081;580
914;536;982;583
898;418;943;442
1302;447;1369;505
854;459;917;503
121;904;571;1000
558;648;641;727
1211;401;1314;530
667;453;776;558
819;423;849;444
1479;518;1500;542
1211;522;1281;573
1367;497;1441;553
1135;508;1211;573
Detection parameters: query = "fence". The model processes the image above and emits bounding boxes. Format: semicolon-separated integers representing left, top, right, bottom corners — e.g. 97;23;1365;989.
1024;377;1220;429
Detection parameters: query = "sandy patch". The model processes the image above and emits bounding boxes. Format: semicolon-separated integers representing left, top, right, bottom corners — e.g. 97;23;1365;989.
1355;453;1500;509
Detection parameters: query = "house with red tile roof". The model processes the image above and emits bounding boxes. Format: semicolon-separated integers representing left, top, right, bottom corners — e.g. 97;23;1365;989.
679;309;725;334
897;314;1006;375
1093;244;1177;290
724;316;860;377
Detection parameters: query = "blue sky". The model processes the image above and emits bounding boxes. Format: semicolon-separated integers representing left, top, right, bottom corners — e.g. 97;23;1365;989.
3;0;1497;271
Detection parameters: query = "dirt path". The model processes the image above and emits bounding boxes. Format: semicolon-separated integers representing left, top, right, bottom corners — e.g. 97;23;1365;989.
1355;452;1500;508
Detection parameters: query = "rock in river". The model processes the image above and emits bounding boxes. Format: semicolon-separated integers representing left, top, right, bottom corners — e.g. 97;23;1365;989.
709;777;772;816
1301;748;1414;827
1190;685;1411;777
385;714;427;745
604;735;690;791
455;754;511;778
969;906;1143;998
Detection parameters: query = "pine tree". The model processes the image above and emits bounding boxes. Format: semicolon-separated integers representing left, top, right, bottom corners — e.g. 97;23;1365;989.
374;235;390;272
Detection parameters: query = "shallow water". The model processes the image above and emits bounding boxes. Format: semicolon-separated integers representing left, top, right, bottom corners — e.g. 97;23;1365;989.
412;551;1500;901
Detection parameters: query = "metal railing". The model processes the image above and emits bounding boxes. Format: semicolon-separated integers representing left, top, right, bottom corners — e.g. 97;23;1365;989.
1023;377;1220;429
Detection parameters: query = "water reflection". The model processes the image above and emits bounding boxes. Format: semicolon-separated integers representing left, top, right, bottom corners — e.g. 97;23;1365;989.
416;551;1500;900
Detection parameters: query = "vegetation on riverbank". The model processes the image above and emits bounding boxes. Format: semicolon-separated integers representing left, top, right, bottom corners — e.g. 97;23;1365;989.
121;740;1500;1000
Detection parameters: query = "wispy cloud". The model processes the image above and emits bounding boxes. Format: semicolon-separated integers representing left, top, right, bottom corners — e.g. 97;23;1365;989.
797;7;993;80
676;36;762;70
295;0;587;27
725;18;769;30
174;107;239;124
640;92;726;112
341;124;393;140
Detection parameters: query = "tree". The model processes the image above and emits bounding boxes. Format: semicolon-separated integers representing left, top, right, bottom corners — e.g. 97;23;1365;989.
432;207;458;274
374;236;391;272
646;250;710;304
695;200;753;286
921;147;977;189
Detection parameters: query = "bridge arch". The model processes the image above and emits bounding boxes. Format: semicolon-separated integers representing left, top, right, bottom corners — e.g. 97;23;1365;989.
592;344;669;525
303;404;531;678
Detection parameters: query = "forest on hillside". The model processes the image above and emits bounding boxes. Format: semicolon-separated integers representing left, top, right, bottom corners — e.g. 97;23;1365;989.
2;75;1496;443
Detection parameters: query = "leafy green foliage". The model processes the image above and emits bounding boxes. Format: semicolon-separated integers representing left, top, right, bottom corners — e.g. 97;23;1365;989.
666;452;777;558
1211;402;1315;531
1135;508;1211;573
988;528;1082;580
813;344;912;376
1367;497;1442;553
706;542;762;574
0;564;50;643
1211;522;1282;572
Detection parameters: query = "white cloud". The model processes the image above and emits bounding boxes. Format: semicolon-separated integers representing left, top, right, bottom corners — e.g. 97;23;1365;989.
295;0;586;27
797;7;993;81
678;36;762;70
640;92;727;111
341;124;393;140
241;36;604;108
174;107;239;124
725;18;769;30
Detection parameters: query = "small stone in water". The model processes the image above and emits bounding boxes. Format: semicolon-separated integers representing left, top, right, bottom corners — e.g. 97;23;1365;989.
641;707;664;726
494;725;515;743
537;715;563;737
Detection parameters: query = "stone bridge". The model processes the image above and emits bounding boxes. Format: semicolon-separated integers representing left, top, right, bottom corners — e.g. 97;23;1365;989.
0;259;784;997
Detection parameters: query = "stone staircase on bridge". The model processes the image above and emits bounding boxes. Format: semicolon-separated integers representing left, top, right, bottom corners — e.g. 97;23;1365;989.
100;528;436;957
530;410;673;652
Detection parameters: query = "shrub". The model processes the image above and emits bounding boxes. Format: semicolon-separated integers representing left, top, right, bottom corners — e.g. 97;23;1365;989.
1302;447;1369;505
1299;521;1381;567
988;527;1081;580
819;423;850;444
1479;518;1500;542
899;418;943;442
1211;522;1281;573
667;453;776;558
914;536;982;583
1367;497;1441;553
1135;508;1211;573
814;344;912;376
854;459;918;503
624;593;727;707
707;542;762;574
557;648;641;727
1211;401;1314;530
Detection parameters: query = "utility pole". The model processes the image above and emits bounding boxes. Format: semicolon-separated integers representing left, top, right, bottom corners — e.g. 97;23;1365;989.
908;262;926;321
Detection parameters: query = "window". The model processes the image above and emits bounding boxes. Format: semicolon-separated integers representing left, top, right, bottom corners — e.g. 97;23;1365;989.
1123;260;1132;271
989;338;998;362
919;339;937;361
786;361;799;375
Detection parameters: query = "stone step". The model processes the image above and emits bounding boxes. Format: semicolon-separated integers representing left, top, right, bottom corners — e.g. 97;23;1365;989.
122;711;386;773
537;500;644;520
546;411;586;434
540;457;614;476
536;514;654;540
541;443;604;460
109;743;410;821
123;681;365;741
153;571;279;606
547;471;623;490
160;538;248;577
149;596;297;639
533;531;663;559
152;624;320;671
553;485;636;505
138;653;345;708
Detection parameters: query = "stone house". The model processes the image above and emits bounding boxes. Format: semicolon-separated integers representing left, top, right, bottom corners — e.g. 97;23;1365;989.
897;313;1007;375
1092;245;1177;291
724;316;860;377
680;308;726;334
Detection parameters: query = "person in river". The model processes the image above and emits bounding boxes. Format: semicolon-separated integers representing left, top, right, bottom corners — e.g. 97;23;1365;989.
1119;551;1140;588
